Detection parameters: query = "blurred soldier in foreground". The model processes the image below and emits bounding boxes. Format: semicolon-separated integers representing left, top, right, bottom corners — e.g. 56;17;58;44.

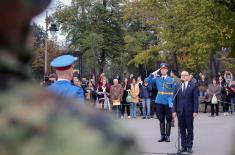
0;1;140;155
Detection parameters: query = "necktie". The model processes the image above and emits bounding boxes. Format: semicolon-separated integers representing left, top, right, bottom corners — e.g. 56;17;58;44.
183;83;187;94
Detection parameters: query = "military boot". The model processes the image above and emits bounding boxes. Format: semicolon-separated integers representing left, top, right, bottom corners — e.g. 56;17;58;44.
158;123;166;142
165;123;171;142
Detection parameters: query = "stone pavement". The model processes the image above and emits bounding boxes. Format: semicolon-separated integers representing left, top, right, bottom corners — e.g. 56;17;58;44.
122;113;235;155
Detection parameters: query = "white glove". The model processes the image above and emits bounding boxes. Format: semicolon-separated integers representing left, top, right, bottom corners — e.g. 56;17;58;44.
152;68;161;76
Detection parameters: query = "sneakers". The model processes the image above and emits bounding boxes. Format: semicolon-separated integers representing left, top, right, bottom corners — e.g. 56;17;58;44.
120;116;124;119
127;116;131;119
142;116;151;119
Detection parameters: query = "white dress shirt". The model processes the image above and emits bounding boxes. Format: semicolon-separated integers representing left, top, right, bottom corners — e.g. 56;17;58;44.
182;81;189;91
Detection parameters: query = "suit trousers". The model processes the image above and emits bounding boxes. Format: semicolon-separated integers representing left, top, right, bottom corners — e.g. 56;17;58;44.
178;112;194;149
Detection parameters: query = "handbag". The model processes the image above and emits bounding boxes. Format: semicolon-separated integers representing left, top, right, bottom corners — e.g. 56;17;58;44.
211;95;218;104
126;91;132;103
112;100;121;106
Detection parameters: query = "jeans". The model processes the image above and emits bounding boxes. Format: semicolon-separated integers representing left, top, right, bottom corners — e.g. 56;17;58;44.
199;91;205;97
112;105;121;119
142;98;151;117
231;97;235;113
130;103;137;118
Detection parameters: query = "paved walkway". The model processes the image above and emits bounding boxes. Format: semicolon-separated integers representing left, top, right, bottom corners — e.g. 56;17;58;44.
122;113;235;155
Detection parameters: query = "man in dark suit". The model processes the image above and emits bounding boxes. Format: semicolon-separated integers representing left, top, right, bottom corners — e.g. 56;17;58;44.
172;71;199;154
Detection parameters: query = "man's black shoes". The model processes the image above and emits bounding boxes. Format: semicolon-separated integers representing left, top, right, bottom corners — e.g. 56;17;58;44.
165;136;170;142
158;135;166;142
179;147;187;153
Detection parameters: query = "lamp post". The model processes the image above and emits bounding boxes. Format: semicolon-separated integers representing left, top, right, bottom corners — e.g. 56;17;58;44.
74;49;84;78
44;11;58;76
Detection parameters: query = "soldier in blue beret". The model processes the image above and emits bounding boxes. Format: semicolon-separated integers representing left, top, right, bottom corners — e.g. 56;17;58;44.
47;55;84;104
146;63;174;142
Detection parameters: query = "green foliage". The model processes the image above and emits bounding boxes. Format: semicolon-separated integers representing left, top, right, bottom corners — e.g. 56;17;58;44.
54;0;125;74
51;0;235;77
124;0;235;75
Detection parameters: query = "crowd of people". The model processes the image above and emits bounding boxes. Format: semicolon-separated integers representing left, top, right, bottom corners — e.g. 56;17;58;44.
198;71;235;116
42;69;235;119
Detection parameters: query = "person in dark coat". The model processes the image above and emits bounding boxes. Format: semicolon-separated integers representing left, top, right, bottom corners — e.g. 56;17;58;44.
121;78;131;119
150;82;158;118
140;79;152;119
173;71;199;154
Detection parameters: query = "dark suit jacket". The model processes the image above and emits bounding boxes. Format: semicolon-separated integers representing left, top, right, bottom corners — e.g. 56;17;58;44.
173;82;199;116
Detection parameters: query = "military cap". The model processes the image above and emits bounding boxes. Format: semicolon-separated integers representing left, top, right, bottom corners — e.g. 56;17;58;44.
50;55;77;70
160;63;169;69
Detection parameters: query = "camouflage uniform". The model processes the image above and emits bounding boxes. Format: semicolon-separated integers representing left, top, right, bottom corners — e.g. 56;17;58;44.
0;1;140;155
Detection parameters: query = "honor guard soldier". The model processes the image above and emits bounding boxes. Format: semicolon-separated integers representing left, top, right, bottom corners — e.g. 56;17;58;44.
146;63;174;142
48;55;84;104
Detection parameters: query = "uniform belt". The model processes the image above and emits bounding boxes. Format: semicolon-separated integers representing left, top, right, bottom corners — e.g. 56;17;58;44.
158;92;173;95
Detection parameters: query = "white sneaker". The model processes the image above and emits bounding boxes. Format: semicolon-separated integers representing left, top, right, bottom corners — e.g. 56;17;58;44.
223;113;226;116
121;116;124;119
128;116;131;119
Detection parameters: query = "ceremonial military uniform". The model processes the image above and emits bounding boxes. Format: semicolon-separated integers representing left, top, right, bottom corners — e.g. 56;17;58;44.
47;55;84;104
146;63;174;142
0;1;140;155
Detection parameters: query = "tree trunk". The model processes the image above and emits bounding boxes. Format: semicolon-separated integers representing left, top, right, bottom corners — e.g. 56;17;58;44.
103;0;107;7
212;55;219;78
195;50;200;75
172;51;179;74
209;52;219;79
98;51;106;73
209;52;214;79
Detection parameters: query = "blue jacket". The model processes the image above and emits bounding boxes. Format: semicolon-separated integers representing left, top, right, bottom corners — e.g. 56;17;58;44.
47;80;84;104
140;84;152;99
146;74;174;107
173;82;199;116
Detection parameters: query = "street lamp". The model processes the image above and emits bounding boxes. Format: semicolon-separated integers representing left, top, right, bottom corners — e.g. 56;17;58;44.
49;23;59;38
74;48;84;78
44;11;58;76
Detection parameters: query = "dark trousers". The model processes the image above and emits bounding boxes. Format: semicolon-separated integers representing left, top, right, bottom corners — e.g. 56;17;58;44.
156;103;172;123
121;102;130;116
223;103;229;112
204;101;210;113
150;100;157;117
139;104;143;116
178;113;194;149
211;103;219;116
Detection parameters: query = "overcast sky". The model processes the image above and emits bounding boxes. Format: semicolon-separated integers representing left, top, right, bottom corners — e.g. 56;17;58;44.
32;0;71;44
32;0;71;27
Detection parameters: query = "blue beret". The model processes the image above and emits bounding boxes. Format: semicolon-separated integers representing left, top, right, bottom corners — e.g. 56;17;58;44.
50;55;76;69
160;63;169;69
